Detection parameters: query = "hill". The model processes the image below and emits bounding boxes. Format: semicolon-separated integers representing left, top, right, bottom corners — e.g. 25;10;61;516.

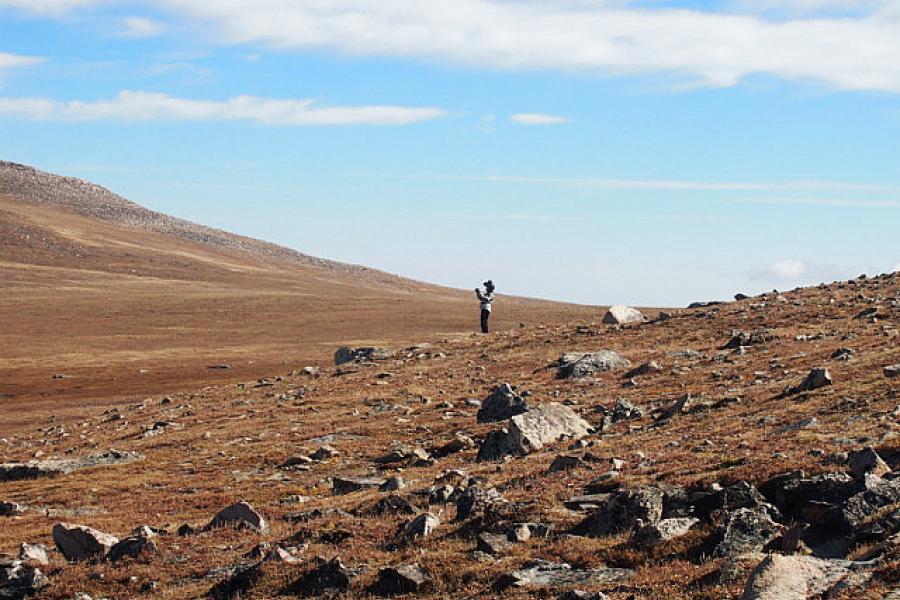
0;162;595;426
0;272;898;599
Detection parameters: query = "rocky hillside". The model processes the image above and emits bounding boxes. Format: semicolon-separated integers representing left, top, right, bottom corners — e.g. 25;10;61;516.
1;273;899;599
0;161;399;283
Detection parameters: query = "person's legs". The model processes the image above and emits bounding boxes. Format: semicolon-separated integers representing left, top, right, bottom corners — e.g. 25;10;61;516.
481;309;490;333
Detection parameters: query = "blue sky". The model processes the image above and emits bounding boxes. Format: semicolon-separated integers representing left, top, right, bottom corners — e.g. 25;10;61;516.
1;1;899;306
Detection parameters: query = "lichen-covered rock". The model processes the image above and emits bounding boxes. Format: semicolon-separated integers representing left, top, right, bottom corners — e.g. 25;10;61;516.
577;486;664;537
714;507;781;557
372;564;430;596
633;517;699;547
556;351;630;379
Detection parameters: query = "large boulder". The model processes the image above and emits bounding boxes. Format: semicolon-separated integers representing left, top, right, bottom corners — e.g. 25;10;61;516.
207;501;269;533
848;447;891;479
556;351;630;379
577;486;664;537
477;384;529;423
602;305;645;325
52;523;119;562
741;554;856;600
477;404;592;461
401;513;439;541
288;557;362;598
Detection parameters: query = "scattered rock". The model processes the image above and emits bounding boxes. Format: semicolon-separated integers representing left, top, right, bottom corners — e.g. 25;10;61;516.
333;476;387;495
556;351;631;379
456;487;507;522
334;346;393;366
577;486;664;536
0;502;24;517
107;534;158;562
884;364;900;378
401;513;439;540
207;501;269;533
714;507;781;557
380;476;407;492
287;557;361;597
0;450;142;482
548;454;587;473
633;517;699;547
499;559;633;590
848;447;891;479
476;384;529;423
477;532;513;555
602;305;644;325
624;361;661;379
17;543;49;566
52;523;119;562
0;557;50;599
477;403;593;461
790;368;832;394
372;564;430;596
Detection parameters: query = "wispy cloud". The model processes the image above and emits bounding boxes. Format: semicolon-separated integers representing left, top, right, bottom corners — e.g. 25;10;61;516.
156;0;900;93
0;0;101;15
749;259;850;283
119;16;166;38
422;173;900;195
0;52;44;79
510;113;570;125
0;90;447;126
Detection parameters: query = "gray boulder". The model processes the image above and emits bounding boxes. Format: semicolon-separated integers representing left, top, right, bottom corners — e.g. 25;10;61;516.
477;403;592;461
477;384;529;423
52;523;119;562
207;501;269;533
602;305;644;325
714;507;781;557
577;486;664;537
556;351;630;379
633;517;698;547
885;365;900;378
0;450;141;482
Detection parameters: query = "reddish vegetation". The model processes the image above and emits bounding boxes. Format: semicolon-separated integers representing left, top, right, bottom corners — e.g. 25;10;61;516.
1;171;898;599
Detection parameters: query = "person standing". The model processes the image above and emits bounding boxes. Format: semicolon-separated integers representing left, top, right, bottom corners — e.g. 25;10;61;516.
475;280;495;333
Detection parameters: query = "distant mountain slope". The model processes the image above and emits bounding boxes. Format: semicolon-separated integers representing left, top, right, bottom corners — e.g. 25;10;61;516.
0;160;406;285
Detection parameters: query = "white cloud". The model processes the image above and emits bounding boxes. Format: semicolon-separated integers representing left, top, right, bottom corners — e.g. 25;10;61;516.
119;16;166;38
158;0;900;92
0;0;103;15
0;52;44;72
767;259;808;280
750;259;854;284
510;113;570;125
0;90;446;125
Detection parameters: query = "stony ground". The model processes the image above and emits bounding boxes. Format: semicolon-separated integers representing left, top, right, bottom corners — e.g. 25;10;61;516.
2;273;899;599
